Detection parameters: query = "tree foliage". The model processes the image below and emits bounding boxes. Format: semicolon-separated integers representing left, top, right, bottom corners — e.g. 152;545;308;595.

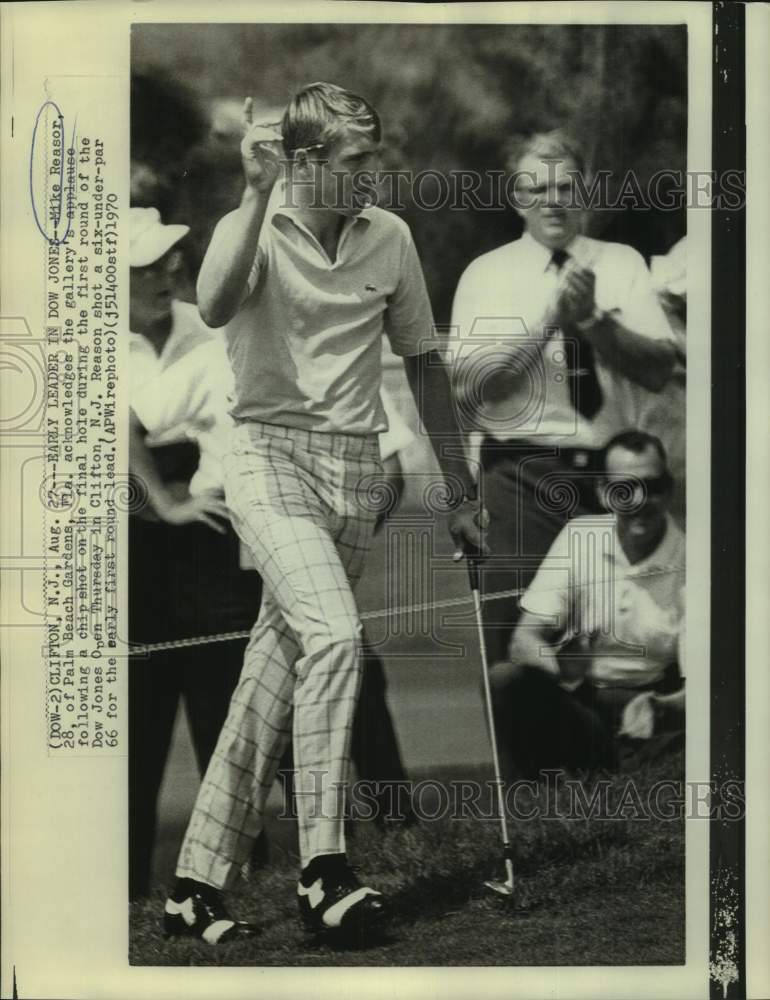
133;23;686;323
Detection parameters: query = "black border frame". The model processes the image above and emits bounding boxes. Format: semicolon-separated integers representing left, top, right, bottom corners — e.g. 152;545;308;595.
710;3;746;998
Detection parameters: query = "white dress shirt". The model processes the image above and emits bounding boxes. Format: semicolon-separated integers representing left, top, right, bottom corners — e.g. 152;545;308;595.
451;232;675;448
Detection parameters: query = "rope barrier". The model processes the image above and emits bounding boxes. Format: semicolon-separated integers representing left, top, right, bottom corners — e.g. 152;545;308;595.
132;563;684;655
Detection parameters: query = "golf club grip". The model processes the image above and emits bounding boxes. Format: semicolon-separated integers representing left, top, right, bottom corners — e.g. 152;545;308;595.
465;545;482;592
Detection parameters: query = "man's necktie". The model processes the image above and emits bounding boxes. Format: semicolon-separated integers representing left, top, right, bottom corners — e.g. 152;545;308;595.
550;248;603;419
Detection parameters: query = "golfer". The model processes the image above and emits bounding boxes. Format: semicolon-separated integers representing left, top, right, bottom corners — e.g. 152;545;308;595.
164;82;485;944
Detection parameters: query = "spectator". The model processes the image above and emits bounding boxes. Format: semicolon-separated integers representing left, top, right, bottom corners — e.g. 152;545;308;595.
451;130;677;665
489;430;685;780
640;234;687;526
128;207;262;900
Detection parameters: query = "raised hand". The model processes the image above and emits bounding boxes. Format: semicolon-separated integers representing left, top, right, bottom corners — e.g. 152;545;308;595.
240;96;283;194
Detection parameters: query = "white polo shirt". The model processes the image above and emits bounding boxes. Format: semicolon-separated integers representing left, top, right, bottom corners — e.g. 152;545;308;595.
132;331;413;493
224;192;434;434
451;232;675;448
520;512;686;688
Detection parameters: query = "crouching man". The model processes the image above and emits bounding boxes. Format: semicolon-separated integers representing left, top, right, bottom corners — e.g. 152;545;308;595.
490;430;685;781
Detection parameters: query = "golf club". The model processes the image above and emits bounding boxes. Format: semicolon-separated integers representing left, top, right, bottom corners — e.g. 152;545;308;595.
467;552;515;898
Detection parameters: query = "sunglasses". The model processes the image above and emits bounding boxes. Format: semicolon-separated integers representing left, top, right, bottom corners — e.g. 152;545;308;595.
132;249;184;277
255;122;324;157
600;474;673;510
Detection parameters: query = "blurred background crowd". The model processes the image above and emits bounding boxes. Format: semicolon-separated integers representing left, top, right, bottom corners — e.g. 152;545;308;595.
132;22;686;322
132;21;687;501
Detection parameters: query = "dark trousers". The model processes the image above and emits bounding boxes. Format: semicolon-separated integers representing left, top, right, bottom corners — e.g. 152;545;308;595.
493;663;683;781
129;514;262;899
479;439;603;665
494;667;618;780
351;639;409;791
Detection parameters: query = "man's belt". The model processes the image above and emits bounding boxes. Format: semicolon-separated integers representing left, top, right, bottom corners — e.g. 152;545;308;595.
480;437;599;470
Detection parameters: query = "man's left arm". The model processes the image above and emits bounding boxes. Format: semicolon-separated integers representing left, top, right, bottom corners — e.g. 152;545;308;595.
562;252;677;393
654;590;686;715
403;350;488;559
581;312;676;393
385;232;487;560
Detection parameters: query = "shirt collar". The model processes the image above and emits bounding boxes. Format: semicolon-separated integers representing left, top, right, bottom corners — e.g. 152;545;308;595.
268;178;371;237
129;300;184;362
129;330;149;350
520;230;591;272
608;512;683;574
643;512;683;570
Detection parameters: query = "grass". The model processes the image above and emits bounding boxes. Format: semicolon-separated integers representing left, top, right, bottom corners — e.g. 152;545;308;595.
130;751;685;967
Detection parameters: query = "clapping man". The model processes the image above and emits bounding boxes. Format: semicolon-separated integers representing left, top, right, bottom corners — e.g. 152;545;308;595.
452;131;677;666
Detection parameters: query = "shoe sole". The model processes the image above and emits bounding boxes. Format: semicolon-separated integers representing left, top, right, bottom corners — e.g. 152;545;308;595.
301;899;390;939
163;912;259;944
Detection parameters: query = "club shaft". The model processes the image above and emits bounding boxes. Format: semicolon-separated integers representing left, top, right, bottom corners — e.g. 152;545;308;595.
471;585;513;856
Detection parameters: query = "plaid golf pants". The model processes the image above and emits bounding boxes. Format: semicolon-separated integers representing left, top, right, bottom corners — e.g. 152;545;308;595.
176;421;381;887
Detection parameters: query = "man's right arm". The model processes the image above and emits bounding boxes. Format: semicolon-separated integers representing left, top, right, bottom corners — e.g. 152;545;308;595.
487;612;562;693
197;97;282;328
491;523;575;686
451;261;556;420
129;409;229;532
508;611;562;676
196;189;270;328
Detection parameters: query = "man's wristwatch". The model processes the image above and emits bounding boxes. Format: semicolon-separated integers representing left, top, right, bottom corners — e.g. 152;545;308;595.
576;307;608;333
